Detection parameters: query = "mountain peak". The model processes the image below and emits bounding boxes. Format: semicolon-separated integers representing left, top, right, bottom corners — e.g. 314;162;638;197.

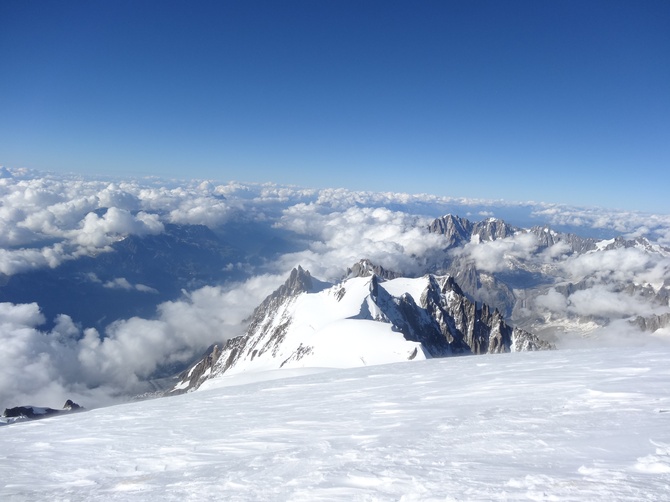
170;269;555;394
284;266;313;295
428;214;517;247
428;214;473;245
346;259;400;281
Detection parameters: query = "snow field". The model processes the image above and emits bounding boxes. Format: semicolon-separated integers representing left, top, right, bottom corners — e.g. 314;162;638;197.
220;276;429;375
1;346;670;501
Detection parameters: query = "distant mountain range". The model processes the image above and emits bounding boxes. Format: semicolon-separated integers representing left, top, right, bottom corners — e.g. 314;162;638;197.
427;214;670;340
2;210;669;407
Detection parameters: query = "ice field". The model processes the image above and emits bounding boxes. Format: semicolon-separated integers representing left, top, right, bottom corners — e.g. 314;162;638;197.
2;346;670;501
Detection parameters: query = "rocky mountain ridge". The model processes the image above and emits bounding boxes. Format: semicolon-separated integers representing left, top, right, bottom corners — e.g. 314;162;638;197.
427;214;670;336
427;213;602;252
172;264;553;394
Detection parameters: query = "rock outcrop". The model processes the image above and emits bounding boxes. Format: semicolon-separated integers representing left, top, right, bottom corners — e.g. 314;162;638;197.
2;400;84;423
170;264;553;394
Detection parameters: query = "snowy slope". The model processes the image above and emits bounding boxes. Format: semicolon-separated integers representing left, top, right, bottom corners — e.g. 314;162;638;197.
219;275;428;374
173;269;552;393
2;346;670;501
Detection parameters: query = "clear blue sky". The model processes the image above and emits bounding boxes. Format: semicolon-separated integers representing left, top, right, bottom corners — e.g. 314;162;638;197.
1;1;669;212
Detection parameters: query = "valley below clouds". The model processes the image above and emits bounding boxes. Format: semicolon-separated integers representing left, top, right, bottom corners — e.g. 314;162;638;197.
1;167;669;409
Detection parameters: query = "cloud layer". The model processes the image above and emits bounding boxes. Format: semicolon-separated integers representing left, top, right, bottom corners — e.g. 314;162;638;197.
1;167;669;408
0;274;284;409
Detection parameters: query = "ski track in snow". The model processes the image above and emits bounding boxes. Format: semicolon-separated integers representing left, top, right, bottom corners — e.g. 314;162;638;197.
2;347;670;501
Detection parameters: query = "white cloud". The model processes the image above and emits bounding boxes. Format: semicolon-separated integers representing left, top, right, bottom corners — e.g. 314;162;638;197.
540;241;572;260
567;285;656;319
167;196;231;227
102;277;135;290
451;233;541;273
0;301;45;327
0;175;165;275
0;303;82;409
532;204;670;244
534;288;568;313
72;208;164;250
102;277;157;293
0;271;284;409
1;167;670;408
2;167;667;277
275;205;446;281
135;283;158;293
560;247;670;287
0;246;66;275
96;183;141;211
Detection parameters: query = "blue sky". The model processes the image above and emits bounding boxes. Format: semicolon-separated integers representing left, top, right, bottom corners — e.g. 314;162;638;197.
1;1;669;213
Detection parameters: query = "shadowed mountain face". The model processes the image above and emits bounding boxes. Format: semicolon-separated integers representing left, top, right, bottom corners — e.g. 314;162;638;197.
2;400;83;424
172;266;553;394
1;205;668;409
427;214;670;334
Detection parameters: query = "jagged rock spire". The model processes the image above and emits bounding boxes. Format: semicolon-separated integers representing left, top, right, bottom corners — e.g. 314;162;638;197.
282;266;313;296
346;259;400;281
169;268;554;395
428;214;516;247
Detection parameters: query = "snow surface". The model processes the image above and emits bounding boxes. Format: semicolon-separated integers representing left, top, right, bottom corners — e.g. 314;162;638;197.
379;276;431;305
212;276;430;376
2;347;670;501
595;238;616;251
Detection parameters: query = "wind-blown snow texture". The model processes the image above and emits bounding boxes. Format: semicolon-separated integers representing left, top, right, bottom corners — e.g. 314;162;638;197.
2;346;669;501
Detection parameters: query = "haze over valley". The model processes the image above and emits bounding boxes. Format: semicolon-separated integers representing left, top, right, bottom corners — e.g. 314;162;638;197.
0;167;668;409
2;2;669;499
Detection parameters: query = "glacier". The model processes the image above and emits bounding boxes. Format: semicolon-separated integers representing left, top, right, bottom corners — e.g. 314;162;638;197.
171;267;552;394
1;345;669;501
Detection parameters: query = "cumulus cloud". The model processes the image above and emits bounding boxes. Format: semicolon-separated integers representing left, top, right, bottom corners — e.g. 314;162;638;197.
275;205;446;280
447;221;670;340
1;167;670;408
0;272;284;409
2;167;665;277
560;247;670;289
167;195;231;227
103;278;134;290
0;303;82;409
540;241;573;260
0;247;53;275
72;208;163;250
96;183;141;211
0;176;165;275
534;288;569;313
532;204;670;245
451;233;542;273
527;245;669;344
567;285;657;319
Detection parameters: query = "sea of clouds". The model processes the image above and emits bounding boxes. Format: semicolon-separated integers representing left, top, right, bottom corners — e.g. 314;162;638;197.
1;167;669;408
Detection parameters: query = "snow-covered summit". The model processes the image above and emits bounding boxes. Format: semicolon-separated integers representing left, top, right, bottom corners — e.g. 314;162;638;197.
344;258;400;281
172;265;552;394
